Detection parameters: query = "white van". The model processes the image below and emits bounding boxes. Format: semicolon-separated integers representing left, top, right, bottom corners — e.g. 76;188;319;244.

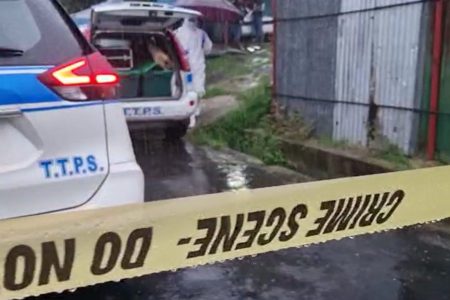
90;2;201;139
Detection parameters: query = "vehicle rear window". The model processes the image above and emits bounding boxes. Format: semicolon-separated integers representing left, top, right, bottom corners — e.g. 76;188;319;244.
0;0;85;66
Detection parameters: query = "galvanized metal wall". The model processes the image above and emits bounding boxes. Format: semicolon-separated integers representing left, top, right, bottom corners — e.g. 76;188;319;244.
334;0;426;154
333;0;374;147
275;0;431;154
275;0;341;137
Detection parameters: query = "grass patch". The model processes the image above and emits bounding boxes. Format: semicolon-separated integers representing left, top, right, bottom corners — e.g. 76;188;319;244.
318;136;349;149
374;144;411;169
206;55;251;84
437;153;450;165
204;86;228;99
192;78;286;165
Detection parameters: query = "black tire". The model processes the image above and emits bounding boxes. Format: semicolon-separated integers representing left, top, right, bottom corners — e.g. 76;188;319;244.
164;120;189;140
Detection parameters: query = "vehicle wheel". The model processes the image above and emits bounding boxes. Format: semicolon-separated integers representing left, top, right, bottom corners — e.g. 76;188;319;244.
164;120;189;140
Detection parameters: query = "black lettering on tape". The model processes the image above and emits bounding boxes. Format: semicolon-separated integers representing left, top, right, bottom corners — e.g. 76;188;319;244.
177;238;192;245
349;195;372;229
91;232;121;276
4;245;36;291
39;239;75;286
121;228;153;270
236;211;266;250
306;201;335;237
376;190;405;224
187;218;217;259
279;204;308;242
209;214;244;255
257;208;287;246
359;193;390;227
323;197;361;233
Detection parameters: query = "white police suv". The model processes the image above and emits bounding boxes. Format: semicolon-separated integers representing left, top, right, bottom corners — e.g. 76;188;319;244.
0;0;144;219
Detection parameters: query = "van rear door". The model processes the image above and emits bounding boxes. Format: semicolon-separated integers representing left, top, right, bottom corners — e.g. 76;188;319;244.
92;2;201;33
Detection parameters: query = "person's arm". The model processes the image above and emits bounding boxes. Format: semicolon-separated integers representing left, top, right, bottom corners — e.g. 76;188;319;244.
246;6;253;16
202;31;213;55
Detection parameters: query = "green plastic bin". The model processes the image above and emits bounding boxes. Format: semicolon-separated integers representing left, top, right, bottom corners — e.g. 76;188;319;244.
142;70;173;98
118;67;142;99
118;73;139;98
118;62;161;98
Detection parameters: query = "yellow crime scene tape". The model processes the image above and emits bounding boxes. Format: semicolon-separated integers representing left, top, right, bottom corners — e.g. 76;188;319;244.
1;166;450;299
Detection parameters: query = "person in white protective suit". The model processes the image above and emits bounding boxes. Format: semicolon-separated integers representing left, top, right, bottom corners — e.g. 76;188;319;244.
175;17;213;127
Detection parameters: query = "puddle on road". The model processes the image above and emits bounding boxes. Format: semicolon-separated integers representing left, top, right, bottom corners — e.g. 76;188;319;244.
130;134;306;201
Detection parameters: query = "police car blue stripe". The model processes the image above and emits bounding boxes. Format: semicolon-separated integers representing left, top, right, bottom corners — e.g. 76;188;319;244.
21;102;106;113
0;69;48;75
0;66;52;71
0;70;60;105
0;67;119;110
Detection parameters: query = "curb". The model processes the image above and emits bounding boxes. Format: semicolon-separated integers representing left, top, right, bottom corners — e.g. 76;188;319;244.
279;139;395;179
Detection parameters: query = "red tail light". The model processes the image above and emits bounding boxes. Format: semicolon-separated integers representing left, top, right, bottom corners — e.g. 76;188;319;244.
167;30;191;72
39;52;119;101
52;59;91;85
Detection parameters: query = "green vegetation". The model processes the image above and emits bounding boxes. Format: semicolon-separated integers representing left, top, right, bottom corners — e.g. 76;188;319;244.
193;79;286;165
374;144;411;170
318;136;349;149
272;114;313;141
204;87;228;99
205;50;270;97
206;55;252;85
199;52;419;171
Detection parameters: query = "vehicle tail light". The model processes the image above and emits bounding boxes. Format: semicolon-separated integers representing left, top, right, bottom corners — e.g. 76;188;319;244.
167;30;191;72
38;52;119;101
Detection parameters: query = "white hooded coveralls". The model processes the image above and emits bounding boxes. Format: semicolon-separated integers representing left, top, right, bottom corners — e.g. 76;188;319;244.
175;18;213;98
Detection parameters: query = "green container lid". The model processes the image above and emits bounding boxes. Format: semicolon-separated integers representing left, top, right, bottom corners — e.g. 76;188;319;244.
118;61;158;76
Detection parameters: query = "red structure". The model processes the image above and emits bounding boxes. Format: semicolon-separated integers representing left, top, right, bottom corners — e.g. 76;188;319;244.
427;0;445;160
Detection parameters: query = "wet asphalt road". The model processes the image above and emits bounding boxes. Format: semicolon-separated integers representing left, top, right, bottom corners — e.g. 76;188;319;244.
35;135;450;300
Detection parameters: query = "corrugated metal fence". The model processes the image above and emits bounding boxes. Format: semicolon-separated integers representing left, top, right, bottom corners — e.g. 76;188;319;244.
274;0;434;155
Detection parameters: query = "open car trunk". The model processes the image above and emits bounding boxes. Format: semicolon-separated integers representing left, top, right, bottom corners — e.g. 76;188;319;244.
93;31;181;100
90;2;201;101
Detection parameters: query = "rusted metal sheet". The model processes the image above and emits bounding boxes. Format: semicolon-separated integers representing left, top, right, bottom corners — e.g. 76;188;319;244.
333;0;426;154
